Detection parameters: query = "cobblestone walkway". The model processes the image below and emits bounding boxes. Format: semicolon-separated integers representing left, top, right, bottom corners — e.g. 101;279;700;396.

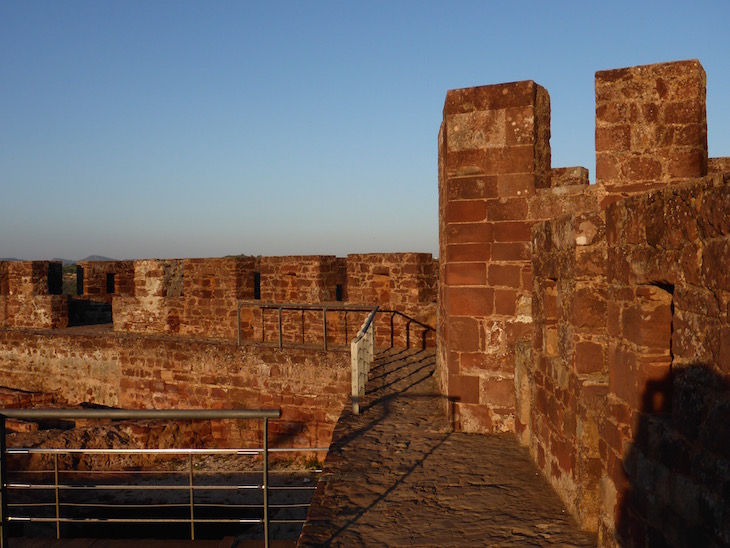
298;348;596;547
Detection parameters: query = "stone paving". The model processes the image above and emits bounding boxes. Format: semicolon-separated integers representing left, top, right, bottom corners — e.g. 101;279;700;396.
298;348;597;547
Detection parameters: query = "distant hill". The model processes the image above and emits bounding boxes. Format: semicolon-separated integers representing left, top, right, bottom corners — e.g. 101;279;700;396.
53;258;77;265
1;256;117;264
79;255;116;262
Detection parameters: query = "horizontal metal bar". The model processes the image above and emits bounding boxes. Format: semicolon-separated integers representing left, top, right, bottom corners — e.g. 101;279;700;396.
8;516;264;524
268;485;318;491
7;448;260;455
6;484;316;496
6;483;261;491
240;302;376;312
7;446;325;456
10;501;312;511
0;408;281;421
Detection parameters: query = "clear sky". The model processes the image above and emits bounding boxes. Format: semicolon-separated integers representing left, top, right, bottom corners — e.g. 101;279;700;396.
2;1;729;261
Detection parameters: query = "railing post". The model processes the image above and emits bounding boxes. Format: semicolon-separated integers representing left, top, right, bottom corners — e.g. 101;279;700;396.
189;453;195;540
0;415;7;548
263;417;270;548
54;453;60;539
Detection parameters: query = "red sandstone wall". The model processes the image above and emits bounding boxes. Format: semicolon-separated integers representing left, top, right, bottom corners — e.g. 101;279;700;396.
599;174;730;546
527;211;609;530
595;60;707;205
439;59;729;544
0;329;350;449
113;259;185;335
0;261;67;329
0;263;7;327
437;80;550;432
346;253;437;347
259;256;337;303
511;60;729;545
708;157;730;174
238;254;437;349
0;261;9;295
77;260;135;302
2;254;436;348
437;82;600;432
179;257;258;339
346;253;436;306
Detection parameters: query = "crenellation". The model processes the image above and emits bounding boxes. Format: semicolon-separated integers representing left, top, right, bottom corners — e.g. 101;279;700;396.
76;260;135;302
1;57;727;547
439;59;729;545
595;60;708;206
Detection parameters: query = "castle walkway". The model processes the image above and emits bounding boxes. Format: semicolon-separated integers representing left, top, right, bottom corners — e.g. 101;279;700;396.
298;348;596;547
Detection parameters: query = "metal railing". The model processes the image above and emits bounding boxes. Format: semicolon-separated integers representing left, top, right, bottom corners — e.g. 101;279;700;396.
0;408;325;548
237;302;434;351
237;302;377;350
350;308;377;415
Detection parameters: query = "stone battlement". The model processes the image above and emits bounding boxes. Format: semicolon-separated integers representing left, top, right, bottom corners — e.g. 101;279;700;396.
0;252;437;341
438;59;729;546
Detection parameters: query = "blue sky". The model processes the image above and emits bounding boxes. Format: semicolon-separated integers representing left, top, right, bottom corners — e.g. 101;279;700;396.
2;1;729;261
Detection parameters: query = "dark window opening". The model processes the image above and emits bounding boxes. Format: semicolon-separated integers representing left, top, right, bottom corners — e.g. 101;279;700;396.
336;284;344;302
106;273;116;294
76;266;84;295
47;263;63;295
253;272;261;300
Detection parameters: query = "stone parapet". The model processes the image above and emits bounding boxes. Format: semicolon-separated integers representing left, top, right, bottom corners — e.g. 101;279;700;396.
595;59;708;204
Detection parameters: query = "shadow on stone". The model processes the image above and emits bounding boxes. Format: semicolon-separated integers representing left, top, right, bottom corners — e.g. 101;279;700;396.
618;363;730;546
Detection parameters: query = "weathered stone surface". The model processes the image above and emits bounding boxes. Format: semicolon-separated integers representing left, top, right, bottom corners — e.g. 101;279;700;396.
440;59;729;547
595;59;708;201
0;329;350;449
299;349;595;547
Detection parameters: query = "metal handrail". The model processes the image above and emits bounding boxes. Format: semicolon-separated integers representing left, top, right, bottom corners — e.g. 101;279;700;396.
0;408;284;548
0;409;280;421
352;307;378;345
237;302;435;351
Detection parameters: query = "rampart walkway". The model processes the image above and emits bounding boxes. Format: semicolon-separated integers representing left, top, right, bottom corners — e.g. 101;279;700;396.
299;348;596;547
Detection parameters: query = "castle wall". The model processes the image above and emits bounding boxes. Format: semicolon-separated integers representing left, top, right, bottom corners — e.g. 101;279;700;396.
0;329;349;449
437;81;550;432
439;59;730;545
346;253;437;348
599;174;730;546
113;259;185;335
595;60;708;204
0;261;67;329
239;254;436;349
76;260;135;302
179;257;258;339
437;82;601;432
526;210;609;530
